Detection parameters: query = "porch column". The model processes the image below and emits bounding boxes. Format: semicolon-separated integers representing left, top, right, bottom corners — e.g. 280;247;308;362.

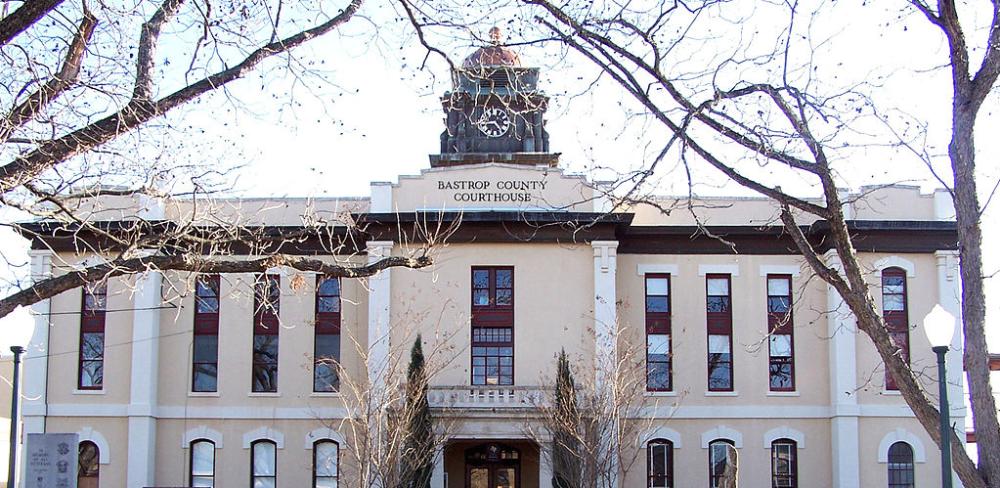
19;250;53;487
591;240;619;488
539;442;553;488
430;445;445;487
824;250;860;488
127;265;162;488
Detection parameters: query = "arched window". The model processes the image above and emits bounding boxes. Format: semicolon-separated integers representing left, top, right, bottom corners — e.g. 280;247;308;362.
190;439;215;487
252;440;277;488
881;267;909;390
709;439;737;488
314;440;340;488
647;439;673;487
77;441;99;488
887;442;914;488
770;439;797;487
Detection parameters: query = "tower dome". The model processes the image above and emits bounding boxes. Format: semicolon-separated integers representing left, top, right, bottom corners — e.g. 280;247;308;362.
462;27;521;68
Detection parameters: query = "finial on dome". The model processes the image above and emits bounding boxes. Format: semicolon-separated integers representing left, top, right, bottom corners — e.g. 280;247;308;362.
461;26;521;68
489;26;503;45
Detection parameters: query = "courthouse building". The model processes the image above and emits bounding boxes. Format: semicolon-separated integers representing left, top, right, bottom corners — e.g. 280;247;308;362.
14;37;966;488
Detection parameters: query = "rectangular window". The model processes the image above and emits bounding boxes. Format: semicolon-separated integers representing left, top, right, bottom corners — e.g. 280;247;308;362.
471;267;514;386
193;275;220;393
645;274;672;391
706;275;733;391
767;275;795;391
78;281;107;390
882;268;909;390
314;276;341;392
252;274;280;393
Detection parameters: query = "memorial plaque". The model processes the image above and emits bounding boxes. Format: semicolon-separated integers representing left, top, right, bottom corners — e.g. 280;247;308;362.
25;433;79;488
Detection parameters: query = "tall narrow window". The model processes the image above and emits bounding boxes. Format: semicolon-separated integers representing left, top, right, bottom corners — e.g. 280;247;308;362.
252;274;280;393
882;267;909;390
252;440;277;488
887;442;914;488
471;267;514;386
315;276;341;392
78;281;107;390
314;440;340;488
77;441;100;488
193;275;220;392
767;275;795;391
647;439;673;488
709;440;737;488
706;275;733;391
770;439;797;488
190;440;216;487
645;274;672;391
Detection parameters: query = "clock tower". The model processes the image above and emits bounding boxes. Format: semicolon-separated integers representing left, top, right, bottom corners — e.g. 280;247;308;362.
430;27;558;168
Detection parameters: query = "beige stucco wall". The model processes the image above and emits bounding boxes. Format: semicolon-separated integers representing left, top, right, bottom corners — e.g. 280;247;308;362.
22;164;958;488
389;243;595;387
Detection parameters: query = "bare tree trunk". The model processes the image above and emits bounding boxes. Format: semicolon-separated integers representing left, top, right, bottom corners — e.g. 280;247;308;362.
950;105;1000;485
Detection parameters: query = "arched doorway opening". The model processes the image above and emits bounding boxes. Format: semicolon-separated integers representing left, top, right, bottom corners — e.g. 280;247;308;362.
465;442;520;488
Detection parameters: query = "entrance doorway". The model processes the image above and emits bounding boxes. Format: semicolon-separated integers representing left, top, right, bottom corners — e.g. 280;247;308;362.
465;443;520;488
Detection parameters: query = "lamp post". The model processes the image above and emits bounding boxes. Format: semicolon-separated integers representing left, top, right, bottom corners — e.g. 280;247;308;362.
923;305;956;488
7;346;24;488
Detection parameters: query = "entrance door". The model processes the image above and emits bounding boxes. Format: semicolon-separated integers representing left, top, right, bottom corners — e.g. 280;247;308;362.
465;443;520;488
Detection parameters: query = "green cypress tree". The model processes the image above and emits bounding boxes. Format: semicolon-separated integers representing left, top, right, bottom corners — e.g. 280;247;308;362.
403;335;433;488
552;349;579;488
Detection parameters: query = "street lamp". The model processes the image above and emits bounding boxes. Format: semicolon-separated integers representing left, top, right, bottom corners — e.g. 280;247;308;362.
923;304;956;488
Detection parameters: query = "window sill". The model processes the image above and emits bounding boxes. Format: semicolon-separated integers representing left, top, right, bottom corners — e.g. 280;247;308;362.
73;389;105;395
188;391;220;398
644;391;678;397
766;391;800;397
310;392;342;398
248;392;281;397
704;390;739;397
881;390;902;396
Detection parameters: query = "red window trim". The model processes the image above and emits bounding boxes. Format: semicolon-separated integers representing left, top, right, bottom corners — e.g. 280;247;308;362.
192;275;220;393
767;274;796;392
706;274;734;392
252;274;280;393
254;274;281;334
314;275;341;392
470;266;515;386
882;267;909;391
645;274;672;392
78;281;107;390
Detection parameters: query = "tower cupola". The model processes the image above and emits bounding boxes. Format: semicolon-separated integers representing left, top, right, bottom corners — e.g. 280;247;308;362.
430;27;558;168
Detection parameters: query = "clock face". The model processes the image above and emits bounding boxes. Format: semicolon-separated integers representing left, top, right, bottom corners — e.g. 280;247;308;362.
477;107;511;138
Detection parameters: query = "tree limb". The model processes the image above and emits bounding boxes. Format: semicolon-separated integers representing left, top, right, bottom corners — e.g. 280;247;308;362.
0;251;429;319
0;0;65;47
0;5;97;142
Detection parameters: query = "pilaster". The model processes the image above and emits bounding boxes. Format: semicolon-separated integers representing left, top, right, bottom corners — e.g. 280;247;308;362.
127;266;162;488
591;240;619;488
935;250;965;488
19;250;53;487
366;241;394;398
823;250;860;488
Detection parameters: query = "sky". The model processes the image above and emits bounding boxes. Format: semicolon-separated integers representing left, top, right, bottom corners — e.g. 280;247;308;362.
1;0;999;355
